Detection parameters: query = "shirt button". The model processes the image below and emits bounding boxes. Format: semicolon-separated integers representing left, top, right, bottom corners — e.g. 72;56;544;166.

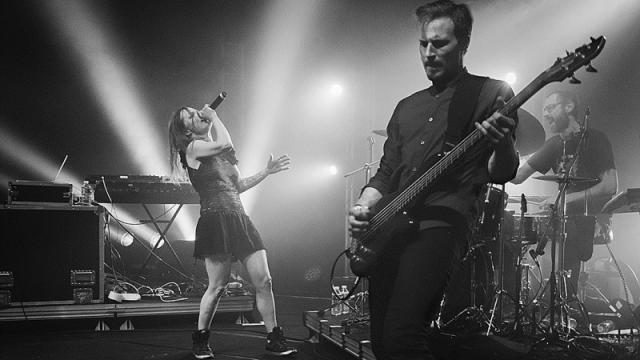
412;167;417;172
420;140;425;145
427;117;434;122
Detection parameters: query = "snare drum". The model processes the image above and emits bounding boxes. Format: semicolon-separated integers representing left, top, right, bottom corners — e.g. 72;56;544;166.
501;211;548;244
512;214;547;244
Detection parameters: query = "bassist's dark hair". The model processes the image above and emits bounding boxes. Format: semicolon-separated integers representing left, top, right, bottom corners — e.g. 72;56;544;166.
415;0;473;53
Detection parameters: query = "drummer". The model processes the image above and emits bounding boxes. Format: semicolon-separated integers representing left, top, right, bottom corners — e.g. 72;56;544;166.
511;90;617;298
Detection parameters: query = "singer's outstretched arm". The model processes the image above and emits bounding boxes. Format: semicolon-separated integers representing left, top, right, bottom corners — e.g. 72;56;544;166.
237;154;291;193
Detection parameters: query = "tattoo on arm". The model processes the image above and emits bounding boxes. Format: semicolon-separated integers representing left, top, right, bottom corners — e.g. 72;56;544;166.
238;170;268;193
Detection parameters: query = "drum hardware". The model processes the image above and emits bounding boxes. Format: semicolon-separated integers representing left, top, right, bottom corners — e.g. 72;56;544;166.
492;194;546;336
439;184;505;334
530;131;594;342
440;244;497;334
511;194;531;335
476;184;508;242
476;183;530;335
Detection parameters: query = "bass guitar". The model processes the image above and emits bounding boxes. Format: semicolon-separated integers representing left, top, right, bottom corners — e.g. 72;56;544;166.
348;36;606;277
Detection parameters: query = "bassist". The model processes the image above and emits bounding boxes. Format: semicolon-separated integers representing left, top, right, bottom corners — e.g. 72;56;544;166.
347;1;519;359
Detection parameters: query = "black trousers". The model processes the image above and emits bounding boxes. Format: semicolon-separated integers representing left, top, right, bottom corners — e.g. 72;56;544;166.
368;227;467;360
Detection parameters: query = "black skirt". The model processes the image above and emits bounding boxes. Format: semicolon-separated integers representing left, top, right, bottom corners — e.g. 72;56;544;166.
194;210;265;261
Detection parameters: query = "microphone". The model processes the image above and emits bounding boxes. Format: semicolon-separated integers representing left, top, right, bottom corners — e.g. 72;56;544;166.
210;91;228;110
480;187;492;225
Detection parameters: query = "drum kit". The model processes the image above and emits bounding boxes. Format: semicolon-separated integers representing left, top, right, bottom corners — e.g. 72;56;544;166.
435;108;612;337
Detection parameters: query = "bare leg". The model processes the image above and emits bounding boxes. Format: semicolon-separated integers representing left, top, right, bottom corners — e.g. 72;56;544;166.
198;256;232;330
243;250;276;332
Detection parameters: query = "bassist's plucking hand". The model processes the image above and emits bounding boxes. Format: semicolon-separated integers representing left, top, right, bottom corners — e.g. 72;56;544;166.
348;187;382;236
348;204;373;237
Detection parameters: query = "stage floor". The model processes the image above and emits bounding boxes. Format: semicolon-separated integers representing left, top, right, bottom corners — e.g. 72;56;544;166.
1;294;638;360
302;305;640;360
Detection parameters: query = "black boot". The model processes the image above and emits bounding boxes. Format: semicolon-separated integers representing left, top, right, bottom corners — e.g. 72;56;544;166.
192;329;214;359
266;326;298;356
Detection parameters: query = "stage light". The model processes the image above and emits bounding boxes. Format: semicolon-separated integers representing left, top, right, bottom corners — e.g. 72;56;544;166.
329;165;339;176
107;226;136;247
0;124;167;249
505;72;517;85
239;0;323;213
41;0;194;240
330;84;344;97
42;0;167;175
119;232;134;247
151;234;165;249
0;123;82;188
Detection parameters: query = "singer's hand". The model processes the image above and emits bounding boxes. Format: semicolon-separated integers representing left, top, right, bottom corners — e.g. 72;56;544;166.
200;104;220;124
265;154;291;174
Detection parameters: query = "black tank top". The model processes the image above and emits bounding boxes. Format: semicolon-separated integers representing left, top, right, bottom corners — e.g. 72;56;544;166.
187;148;245;214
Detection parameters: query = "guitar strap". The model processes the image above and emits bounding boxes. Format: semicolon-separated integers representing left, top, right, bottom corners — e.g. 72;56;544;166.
442;73;488;152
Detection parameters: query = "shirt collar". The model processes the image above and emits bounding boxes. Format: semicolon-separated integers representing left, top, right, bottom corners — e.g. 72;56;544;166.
427;67;468;96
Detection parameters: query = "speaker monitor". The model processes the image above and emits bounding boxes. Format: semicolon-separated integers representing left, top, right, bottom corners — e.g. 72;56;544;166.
0;206;104;304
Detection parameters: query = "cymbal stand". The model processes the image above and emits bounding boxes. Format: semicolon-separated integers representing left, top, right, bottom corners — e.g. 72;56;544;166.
441;241;495;334
479;183;527;335
542;138;582;341
512;194;530;335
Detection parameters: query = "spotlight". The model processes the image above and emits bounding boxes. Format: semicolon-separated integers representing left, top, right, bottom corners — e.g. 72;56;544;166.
119;232;134;247
329;84;343;97
328;165;338;176
150;234;165;249
504;72;517;85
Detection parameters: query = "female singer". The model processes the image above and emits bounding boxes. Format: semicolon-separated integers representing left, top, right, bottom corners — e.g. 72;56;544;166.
168;104;296;359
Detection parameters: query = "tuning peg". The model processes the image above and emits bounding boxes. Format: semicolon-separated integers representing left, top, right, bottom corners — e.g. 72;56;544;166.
586;63;597;72
566;50;573;56
590;36;596;42
569;75;582;84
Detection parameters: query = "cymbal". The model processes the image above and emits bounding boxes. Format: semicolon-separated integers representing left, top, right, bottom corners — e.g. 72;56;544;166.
515;109;545;156
507;195;547;204
372;129;387;137
601;188;640;214
533;174;599;184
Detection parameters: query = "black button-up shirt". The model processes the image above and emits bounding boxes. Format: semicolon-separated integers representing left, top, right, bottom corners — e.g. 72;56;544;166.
367;74;516;234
